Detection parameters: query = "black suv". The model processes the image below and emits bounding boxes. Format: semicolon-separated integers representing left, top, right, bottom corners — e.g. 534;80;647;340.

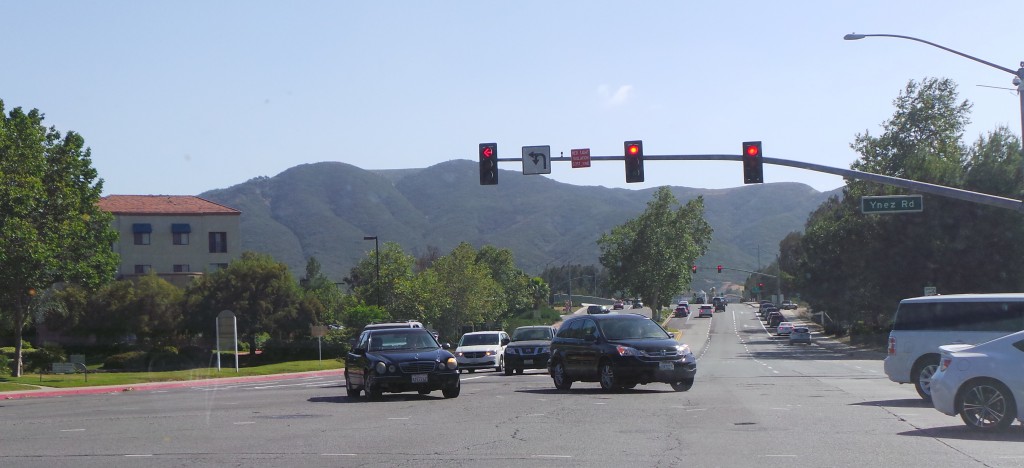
548;314;697;392
503;325;555;375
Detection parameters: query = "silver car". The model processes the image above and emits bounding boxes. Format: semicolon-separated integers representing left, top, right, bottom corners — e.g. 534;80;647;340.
788;326;812;345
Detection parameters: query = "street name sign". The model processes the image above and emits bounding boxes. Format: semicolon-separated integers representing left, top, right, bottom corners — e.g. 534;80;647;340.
571;148;591;168
522;145;551;175
861;195;923;214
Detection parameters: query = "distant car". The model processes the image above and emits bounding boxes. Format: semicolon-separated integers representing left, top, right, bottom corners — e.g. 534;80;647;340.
345;328;460;400
612;301;625;310
931;329;1024;431
788;327;812;345
781;300;798;310
767;312;786;328
503;326;555;375
362;321;424;331
587;305;610;315
673;305;689;317
697;305;714;318
548;314;697;392
776;322;795;336
632;301;644;309
455;331;510;373
714;302;725;312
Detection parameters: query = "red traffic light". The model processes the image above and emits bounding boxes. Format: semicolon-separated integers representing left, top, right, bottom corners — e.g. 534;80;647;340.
691;265;697;273
744;144;760;157
481;146;493;158
717;265;722;273
627;144;640;156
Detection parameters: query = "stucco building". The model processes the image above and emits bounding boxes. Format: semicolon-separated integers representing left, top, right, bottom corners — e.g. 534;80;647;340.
98;195;241;287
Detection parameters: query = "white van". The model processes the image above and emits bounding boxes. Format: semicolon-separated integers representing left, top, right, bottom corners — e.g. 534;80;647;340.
883;294;1024;400
362;321;424;331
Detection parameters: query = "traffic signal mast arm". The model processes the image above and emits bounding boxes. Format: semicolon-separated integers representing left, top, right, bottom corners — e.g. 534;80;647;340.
716;266;778;279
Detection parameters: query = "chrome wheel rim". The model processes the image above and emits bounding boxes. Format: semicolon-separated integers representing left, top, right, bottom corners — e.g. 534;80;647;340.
553;363;565;386
918;364;937;396
962;384;1008;429
600;364;615;389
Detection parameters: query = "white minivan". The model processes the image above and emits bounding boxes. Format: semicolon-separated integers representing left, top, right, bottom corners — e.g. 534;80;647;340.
883;294;1024;400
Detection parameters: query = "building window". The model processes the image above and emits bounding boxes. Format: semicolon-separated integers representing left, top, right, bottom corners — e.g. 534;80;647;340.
173;264;190;273
172;224;191;245
133;265;152;274
209;263;228;271
209;232;227;253
132;223;152;245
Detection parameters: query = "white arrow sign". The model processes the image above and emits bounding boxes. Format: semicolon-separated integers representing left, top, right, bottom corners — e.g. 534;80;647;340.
521;145;551;175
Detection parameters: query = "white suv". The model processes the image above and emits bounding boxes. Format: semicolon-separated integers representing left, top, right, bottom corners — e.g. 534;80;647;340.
455;331;510;373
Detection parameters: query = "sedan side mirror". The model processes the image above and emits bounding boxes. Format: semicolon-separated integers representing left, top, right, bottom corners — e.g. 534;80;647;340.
350;347;366;356
501;337;510;346
442;343;451;350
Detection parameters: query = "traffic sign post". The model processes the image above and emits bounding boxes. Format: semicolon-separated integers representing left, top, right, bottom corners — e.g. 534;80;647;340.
571;148;591;168
522;146;551;175
861;195;923;214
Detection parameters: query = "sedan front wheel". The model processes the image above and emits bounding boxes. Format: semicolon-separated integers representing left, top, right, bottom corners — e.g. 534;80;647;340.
958;379;1017;431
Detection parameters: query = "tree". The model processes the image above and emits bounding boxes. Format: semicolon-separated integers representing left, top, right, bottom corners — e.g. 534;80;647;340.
183;252;309;354
344;242;415;315
300;257;344;325
418;243;501;342
475;245;533;320
0;102;118;376
598;187;713;320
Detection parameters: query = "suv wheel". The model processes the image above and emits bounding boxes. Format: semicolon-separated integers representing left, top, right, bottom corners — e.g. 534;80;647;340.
504;365;514;376
670;379;694;392
599;362;618;392
912;357;939;400
551;361;572;390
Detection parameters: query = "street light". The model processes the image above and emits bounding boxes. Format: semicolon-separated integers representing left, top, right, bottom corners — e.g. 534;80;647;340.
844;33;1024;150
363;236;380;307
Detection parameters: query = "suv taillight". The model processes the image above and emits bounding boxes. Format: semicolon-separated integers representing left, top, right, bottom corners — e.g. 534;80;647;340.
887;336;896;355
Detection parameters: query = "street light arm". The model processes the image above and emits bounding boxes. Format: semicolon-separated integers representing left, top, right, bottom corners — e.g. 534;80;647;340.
845;33;1020;76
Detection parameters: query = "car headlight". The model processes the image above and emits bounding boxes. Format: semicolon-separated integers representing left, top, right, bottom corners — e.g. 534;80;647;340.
484;350;495;356
445;357;458;370
675;344;691;355
456;351;464;357
615;345;640;356
375;361;387;374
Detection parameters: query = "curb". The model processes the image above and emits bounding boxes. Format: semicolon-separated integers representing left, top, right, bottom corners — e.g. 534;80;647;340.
1;368;341;401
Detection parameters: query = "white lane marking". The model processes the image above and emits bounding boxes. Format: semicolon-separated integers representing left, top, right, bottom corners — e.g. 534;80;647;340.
124;454;153;457
387;417;410;420
593;402;607;405
685;408;707;412
533;455;572;459
460;376;487;381
765;454;798;457
60;429;85;432
233;421;256;425
322;453;357;456
527;413;545;416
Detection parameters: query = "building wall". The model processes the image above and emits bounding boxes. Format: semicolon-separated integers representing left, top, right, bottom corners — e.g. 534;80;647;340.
109;213;241;278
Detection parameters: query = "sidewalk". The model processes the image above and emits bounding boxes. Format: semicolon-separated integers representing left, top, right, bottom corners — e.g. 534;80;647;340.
0;368;340;401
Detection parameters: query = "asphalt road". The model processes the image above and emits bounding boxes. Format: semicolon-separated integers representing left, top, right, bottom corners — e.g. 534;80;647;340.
2;304;1022;467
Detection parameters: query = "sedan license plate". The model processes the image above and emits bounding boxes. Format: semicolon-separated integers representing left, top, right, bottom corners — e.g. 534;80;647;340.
411;374;428;384
658;361;674;371
523;359;534;365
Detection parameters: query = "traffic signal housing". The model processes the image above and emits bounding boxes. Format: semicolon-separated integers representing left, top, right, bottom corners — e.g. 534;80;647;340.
717;265;722;273
479;143;498;185
691;265;697;273
624;140;644;183
742;141;763;184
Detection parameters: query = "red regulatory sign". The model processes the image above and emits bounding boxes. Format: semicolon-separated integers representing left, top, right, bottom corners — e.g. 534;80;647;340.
571;148;591;168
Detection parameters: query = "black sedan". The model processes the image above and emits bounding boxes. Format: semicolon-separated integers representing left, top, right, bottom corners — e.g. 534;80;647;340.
548;314;697;392
345;328;461;399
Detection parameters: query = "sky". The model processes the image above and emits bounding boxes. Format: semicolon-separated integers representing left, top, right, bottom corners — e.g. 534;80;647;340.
5;1;1023;196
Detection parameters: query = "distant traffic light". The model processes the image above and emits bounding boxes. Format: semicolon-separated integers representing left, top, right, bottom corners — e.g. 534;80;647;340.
479;143;497;185
717;265;722;273
624;140;644;183
692;265;697;273
742;141;763;184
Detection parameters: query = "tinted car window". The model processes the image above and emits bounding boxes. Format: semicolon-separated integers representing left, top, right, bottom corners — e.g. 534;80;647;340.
460;333;500;346
581;319;599;338
558;320;583;339
513;328;552;341
369;330;437;351
601;319;670;340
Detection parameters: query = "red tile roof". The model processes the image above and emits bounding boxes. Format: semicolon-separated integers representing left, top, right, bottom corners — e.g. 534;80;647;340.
98;195;241;215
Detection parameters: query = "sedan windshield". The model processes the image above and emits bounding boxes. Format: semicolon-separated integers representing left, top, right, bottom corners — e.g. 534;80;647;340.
369;331;438;351
600;320;670;341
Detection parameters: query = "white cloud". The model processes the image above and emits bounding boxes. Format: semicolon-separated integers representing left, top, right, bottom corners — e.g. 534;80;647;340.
598;84;633;106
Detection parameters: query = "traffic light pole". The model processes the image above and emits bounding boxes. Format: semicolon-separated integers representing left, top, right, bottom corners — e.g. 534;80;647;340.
492;153;1024;213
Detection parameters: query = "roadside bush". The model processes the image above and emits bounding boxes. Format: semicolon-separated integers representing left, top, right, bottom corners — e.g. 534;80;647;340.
103;351;148;370
261;338;347;362
0;354;9;375
178;345;212;367
25;344;67;373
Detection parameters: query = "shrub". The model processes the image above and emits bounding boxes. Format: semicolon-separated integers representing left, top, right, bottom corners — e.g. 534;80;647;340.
25;344;67;373
0;354;9;375
103;351;148;370
261;338;347;362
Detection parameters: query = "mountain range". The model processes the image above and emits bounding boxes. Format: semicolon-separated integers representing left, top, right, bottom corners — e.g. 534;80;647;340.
199;160;840;291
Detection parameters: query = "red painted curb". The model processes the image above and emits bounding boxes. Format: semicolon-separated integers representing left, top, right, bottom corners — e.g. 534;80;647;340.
1;369;341;400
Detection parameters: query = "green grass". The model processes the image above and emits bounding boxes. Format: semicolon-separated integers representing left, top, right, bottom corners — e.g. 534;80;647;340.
0;382;41;392
0;359;344;390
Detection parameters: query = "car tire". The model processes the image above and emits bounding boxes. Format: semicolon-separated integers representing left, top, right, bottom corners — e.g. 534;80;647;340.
551;361;572;391
515;367;524;375
912;356;940;400
442;378;460;399
496;356;504;373
504;365;514;376
599;361;618;392
345;372;361;398
365;374;382;400
957;379;1017;431
671;379;694;392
